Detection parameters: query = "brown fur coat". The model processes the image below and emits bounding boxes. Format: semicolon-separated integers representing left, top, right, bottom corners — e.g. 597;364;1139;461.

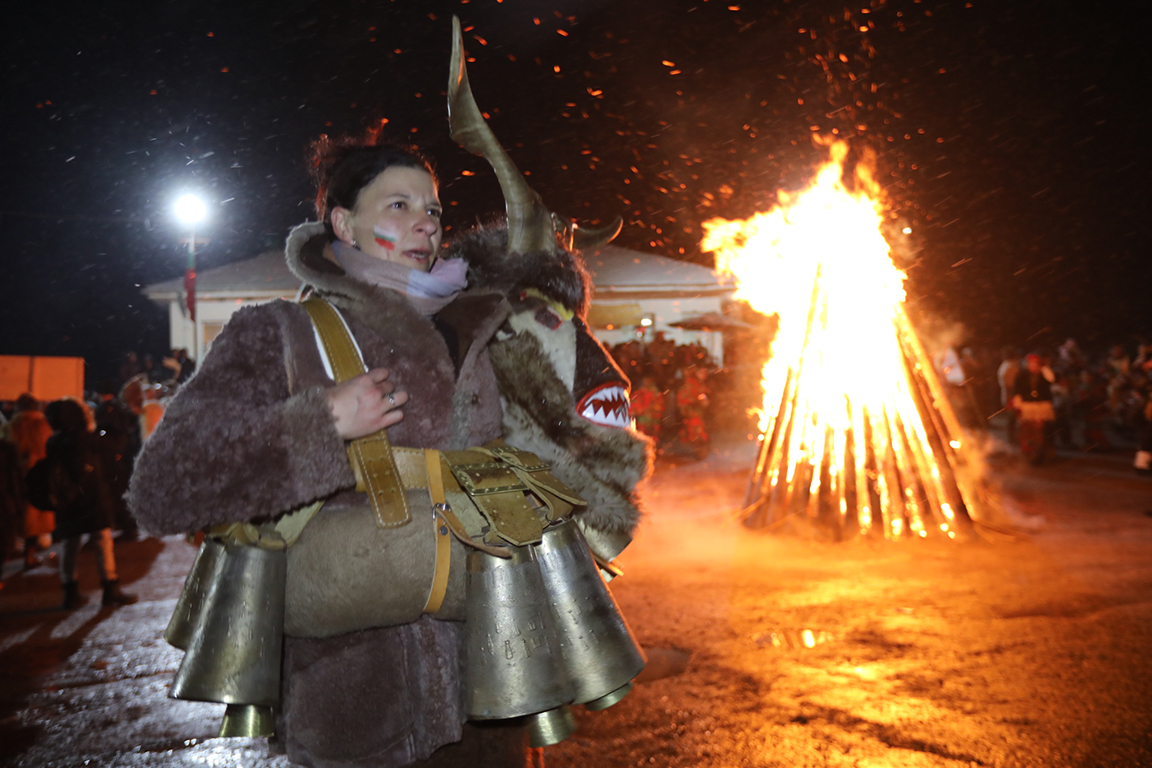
127;221;650;768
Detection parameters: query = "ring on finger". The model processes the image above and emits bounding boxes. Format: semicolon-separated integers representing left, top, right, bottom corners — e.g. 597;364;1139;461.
387;393;396;407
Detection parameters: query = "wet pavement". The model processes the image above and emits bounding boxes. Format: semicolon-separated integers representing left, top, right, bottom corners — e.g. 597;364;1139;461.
0;536;292;767
3;437;1151;767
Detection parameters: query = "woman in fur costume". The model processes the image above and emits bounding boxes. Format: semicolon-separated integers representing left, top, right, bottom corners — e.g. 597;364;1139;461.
128;127;649;765
129;16;652;763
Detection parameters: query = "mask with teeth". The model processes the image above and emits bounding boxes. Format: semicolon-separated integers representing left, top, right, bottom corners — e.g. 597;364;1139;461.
447;17;651;545
484;282;648;543
495;288;632;430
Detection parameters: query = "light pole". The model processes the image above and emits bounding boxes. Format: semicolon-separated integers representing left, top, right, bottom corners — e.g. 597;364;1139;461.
173;194;207;363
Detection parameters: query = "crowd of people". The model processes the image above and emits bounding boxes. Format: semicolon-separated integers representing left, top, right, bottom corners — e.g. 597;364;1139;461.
938;338;1152;471
609;331;720;459
116;348;197;390
4;330;1148;612
5;330;1147;605
0;348;196;604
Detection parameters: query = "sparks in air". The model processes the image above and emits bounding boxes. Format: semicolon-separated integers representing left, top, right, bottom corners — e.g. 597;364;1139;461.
703;140;987;539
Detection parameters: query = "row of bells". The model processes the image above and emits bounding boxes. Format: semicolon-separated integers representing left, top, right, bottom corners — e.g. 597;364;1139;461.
165;517;646;747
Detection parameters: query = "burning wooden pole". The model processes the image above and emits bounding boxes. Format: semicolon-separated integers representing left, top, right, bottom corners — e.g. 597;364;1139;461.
707;141;989;540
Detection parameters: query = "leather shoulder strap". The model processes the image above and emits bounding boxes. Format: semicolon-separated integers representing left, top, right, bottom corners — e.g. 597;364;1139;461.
300;297;411;528
301;297;367;383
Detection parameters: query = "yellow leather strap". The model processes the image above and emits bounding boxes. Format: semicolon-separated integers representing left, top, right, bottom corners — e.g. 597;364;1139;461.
301;298;411;528
207;499;326;552
422;449;452;614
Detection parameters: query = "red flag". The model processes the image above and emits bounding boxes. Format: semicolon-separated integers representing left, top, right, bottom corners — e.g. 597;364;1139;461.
184;268;197;321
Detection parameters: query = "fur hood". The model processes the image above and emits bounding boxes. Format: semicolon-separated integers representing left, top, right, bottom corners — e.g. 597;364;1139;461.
441;222;592;319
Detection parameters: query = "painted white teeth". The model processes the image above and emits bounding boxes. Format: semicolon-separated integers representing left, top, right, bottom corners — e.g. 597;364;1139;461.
578;384;630;428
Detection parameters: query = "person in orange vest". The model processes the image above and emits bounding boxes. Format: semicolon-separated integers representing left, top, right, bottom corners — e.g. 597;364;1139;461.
631;375;665;445
676;367;711;459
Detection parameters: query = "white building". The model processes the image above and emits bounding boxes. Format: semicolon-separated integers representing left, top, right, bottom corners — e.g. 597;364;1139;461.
582;245;737;364
143;244;736;363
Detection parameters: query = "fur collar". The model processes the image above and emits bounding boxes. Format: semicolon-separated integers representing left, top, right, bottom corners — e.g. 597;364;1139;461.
441;223;592;318
287;221;590;318
287;222;386;308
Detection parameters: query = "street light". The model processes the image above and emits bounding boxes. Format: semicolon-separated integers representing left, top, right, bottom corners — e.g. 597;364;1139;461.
174;194;207;227
173;193;208;362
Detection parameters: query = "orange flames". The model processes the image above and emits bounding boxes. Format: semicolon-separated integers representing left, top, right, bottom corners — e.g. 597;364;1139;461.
703;141;983;538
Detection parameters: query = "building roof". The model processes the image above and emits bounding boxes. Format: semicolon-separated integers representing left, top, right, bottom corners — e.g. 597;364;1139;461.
584;245;733;297
142;250;301;300
142;243;732;301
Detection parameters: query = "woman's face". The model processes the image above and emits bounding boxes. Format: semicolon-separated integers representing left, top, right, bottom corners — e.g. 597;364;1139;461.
331;165;443;272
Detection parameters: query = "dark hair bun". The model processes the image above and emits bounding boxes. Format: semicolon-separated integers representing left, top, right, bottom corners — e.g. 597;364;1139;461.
307;124;435;232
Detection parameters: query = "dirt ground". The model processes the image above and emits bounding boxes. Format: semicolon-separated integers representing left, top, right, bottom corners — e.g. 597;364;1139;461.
549;437;1152;768
2;435;1150;767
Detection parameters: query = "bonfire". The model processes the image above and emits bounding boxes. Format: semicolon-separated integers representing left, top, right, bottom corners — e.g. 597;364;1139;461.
703;141;989;539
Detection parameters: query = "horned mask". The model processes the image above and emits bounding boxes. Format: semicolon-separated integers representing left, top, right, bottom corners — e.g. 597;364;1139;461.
448;16;623;256
444;18;650;544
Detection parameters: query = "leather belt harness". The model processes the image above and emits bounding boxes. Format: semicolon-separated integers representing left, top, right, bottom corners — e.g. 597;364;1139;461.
297;297;584;614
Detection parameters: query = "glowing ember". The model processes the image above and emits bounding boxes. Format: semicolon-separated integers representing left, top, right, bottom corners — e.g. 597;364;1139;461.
703;141;985;538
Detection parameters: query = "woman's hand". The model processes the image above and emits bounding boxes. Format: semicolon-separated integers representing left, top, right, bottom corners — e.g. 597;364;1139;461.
326;368;408;440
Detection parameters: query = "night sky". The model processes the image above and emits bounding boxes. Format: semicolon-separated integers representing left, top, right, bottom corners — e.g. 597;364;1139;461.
3;0;1149;389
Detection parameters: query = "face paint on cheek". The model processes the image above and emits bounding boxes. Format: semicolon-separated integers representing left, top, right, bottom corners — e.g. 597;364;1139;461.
373;224;398;250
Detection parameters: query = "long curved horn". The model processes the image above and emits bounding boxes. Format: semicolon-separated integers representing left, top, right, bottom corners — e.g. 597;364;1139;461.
572;216;623;251
449;16;555;254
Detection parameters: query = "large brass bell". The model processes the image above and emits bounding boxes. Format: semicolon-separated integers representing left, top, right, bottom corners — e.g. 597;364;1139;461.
169;541;286;737
463;546;574;721
165;538;225;650
534;518;646;708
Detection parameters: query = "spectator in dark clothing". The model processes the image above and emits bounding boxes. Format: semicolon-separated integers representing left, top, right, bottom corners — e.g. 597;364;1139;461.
1105;344;1131;378
1056;338;1086;378
173;348;196;384
41;399;137;609
117;352;141;389
646;332;678;390
140;354;159;384
610;340;645;381
94;395;143;540
0;436;24;577
1072;369;1111;450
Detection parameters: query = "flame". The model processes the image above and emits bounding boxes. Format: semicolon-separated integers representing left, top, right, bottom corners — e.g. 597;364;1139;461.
704;141;979;538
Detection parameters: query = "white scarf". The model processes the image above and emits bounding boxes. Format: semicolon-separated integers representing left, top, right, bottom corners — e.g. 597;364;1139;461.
331;241;468;316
